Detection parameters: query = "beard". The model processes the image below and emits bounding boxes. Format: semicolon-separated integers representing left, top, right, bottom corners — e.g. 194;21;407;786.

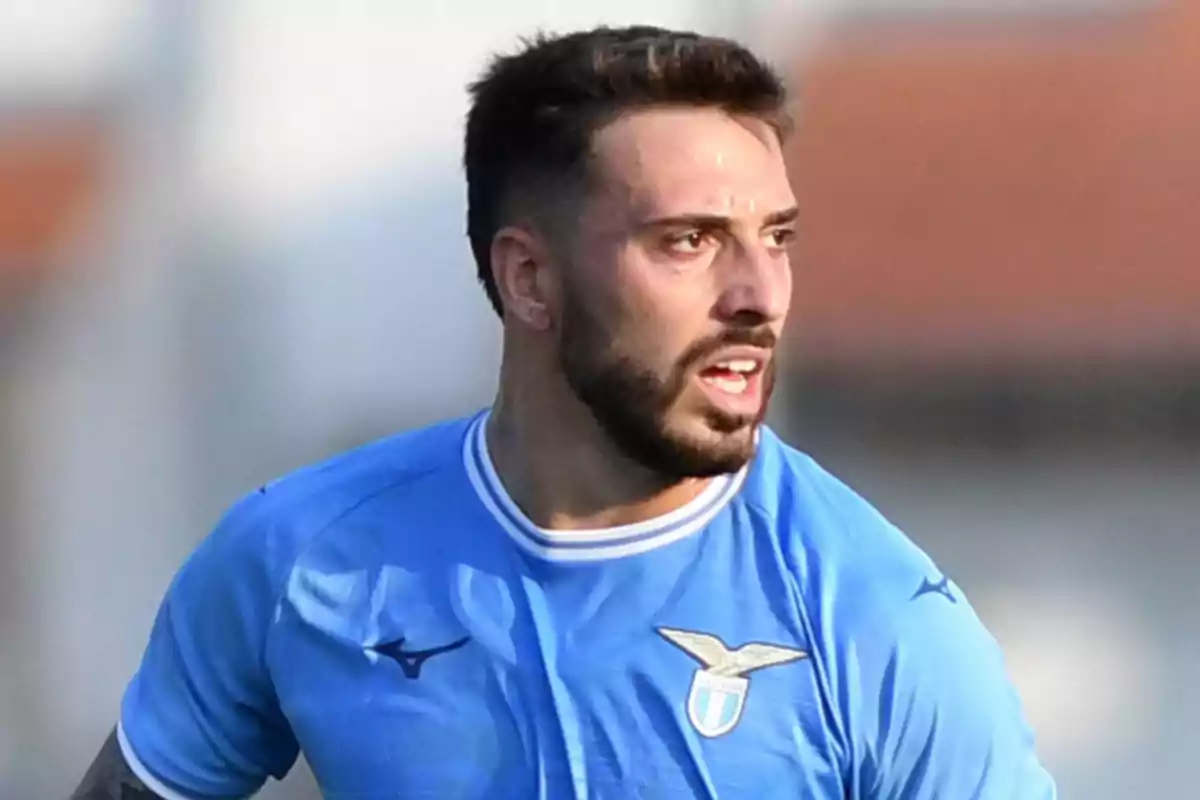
556;288;776;480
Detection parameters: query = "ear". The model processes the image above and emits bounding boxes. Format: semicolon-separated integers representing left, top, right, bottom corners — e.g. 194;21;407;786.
490;226;556;331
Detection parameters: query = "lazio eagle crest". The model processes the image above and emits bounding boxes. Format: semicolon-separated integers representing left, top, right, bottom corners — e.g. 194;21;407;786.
658;627;808;738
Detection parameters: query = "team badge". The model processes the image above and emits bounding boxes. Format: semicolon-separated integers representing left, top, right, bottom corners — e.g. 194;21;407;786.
658;627;808;738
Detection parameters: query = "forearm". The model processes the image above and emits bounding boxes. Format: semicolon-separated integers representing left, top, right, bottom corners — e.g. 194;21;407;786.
70;728;161;800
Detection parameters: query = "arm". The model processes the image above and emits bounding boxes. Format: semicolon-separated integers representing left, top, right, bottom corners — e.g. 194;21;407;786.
73;492;300;800
794;456;1055;798
856;575;1057;799
71;728;159;799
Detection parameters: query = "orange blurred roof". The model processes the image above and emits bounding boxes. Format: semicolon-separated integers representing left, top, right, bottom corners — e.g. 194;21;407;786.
0;118;108;306
788;2;1200;368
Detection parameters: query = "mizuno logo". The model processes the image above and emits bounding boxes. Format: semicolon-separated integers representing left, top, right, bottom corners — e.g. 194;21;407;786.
911;574;957;604
368;636;471;679
657;627;807;737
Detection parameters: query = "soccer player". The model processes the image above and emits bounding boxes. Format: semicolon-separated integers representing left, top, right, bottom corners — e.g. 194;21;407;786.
72;25;1056;800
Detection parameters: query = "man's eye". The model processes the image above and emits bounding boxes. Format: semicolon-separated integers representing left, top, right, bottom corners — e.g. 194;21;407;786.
768;228;797;248
667;231;710;253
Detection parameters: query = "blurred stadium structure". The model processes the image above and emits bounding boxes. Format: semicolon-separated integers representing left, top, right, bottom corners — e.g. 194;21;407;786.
1;1;1195;797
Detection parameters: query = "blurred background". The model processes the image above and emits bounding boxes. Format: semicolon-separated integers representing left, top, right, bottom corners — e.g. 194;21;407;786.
1;1;1195;797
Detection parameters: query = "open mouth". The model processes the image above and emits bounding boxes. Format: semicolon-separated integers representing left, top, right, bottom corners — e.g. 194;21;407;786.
698;358;764;397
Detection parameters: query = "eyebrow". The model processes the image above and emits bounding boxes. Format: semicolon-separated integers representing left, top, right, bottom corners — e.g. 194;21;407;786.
638;205;800;231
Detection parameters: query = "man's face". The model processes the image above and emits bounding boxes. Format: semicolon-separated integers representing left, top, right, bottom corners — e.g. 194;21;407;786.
554;107;797;479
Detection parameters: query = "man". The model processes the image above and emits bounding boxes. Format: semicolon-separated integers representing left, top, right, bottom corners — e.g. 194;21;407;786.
72;25;1055;799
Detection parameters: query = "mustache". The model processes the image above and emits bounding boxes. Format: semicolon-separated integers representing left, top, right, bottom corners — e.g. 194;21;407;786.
677;327;778;372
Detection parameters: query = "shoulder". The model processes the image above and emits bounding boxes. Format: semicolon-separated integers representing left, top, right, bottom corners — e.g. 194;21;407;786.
193;413;477;596
743;431;1052;792
744;427;942;610
253;413;474;527
742;429;996;674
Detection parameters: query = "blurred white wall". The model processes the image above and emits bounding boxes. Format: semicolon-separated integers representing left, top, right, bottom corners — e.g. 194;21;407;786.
3;2;200;793
0;1;142;101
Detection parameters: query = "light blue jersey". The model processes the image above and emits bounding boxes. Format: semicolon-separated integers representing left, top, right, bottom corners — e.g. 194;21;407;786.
119;411;1055;798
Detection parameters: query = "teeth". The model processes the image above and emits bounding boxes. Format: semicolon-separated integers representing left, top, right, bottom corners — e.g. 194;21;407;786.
716;359;758;374
702;374;749;394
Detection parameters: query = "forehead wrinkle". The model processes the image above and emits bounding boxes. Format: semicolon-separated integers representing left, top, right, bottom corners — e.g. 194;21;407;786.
586;110;793;227
627;175;795;227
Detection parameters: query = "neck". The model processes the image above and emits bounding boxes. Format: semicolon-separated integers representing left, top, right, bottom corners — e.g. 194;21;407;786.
486;363;711;531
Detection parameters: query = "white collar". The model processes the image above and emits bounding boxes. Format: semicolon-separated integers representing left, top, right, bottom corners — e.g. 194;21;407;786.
462;411;748;563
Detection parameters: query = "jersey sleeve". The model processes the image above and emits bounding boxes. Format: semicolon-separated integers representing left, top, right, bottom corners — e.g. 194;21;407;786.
854;576;1057;800
119;492;299;799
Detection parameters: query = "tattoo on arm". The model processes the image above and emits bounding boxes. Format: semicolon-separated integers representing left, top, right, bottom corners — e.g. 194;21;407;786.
70;728;161;799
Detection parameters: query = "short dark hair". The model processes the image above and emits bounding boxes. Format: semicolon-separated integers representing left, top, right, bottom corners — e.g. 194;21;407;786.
464;26;791;317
